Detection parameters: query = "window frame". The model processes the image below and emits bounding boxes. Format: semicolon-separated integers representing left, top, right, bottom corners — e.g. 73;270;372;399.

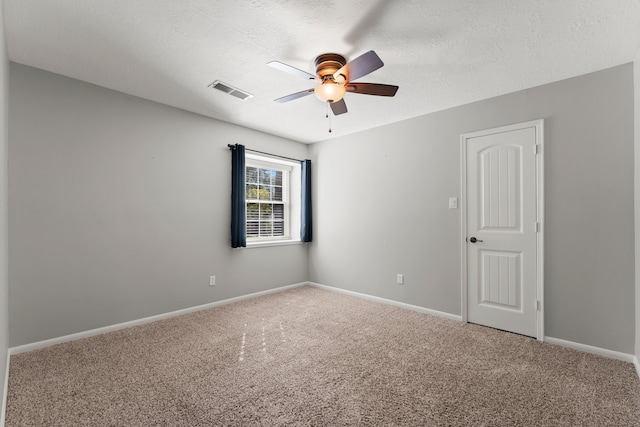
245;153;301;247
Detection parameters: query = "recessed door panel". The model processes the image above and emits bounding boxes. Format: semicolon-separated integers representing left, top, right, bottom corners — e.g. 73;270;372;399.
479;250;521;311
479;145;521;232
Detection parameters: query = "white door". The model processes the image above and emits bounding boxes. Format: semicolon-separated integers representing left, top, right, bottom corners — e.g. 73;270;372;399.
462;120;543;339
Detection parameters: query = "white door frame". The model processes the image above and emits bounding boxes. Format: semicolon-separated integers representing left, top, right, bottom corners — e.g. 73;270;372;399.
460;119;545;341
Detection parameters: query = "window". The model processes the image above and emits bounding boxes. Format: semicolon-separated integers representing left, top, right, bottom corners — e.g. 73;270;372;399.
245;154;301;245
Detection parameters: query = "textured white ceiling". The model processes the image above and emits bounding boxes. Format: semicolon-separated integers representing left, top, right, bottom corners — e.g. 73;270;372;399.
4;0;640;143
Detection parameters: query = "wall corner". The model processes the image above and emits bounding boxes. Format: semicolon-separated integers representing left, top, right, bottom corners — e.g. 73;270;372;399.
634;51;640;369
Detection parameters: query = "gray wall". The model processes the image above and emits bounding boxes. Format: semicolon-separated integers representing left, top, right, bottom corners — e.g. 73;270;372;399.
6;61;637;356
8;64;309;347
0;1;9;417
309;64;635;354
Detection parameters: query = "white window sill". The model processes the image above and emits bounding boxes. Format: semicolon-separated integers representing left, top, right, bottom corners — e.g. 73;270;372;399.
245;240;304;249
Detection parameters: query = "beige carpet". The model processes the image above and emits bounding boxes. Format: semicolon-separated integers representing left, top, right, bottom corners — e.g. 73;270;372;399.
5;285;640;426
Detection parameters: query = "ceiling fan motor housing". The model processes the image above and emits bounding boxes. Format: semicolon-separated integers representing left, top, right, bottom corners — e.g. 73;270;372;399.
315;53;347;80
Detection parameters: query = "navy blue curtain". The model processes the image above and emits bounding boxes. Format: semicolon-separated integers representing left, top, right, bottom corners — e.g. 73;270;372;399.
301;159;312;242
230;144;246;248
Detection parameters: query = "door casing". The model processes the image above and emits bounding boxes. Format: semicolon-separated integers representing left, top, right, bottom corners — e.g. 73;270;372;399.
460;119;545;341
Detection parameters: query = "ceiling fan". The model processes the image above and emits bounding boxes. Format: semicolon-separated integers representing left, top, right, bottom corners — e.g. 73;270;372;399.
267;50;399;117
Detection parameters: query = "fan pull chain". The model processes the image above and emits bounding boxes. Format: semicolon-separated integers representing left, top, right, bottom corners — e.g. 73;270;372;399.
326;102;332;133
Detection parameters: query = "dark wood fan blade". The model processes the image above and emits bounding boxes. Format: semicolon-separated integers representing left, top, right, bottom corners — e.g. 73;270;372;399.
330;99;348;115
346;82;399;97
274;88;315;103
267;61;319;81
333;50;383;82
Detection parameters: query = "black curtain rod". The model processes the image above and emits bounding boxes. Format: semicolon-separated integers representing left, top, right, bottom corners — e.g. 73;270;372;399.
227;144;304;163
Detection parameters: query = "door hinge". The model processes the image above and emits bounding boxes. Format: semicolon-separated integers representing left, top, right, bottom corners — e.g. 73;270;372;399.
535;222;541;232
536;300;542;311
534;144;541;155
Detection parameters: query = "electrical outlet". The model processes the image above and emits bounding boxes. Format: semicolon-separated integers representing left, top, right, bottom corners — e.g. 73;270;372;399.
209;275;216;286
396;274;404;285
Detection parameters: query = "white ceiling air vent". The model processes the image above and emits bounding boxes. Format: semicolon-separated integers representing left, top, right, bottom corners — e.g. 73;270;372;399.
208;80;253;101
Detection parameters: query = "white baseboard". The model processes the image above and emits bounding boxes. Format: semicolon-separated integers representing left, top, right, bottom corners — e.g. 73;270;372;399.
307;283;639;372
544;336;636;364
9;282;308;355
7;281;638;383
308;282;463;322
1;349;9;427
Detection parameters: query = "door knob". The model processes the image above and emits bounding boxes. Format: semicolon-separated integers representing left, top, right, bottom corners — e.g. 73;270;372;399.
469;237;483;243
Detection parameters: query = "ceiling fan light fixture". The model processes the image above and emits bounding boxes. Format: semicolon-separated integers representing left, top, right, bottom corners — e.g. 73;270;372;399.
314;82;346;103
